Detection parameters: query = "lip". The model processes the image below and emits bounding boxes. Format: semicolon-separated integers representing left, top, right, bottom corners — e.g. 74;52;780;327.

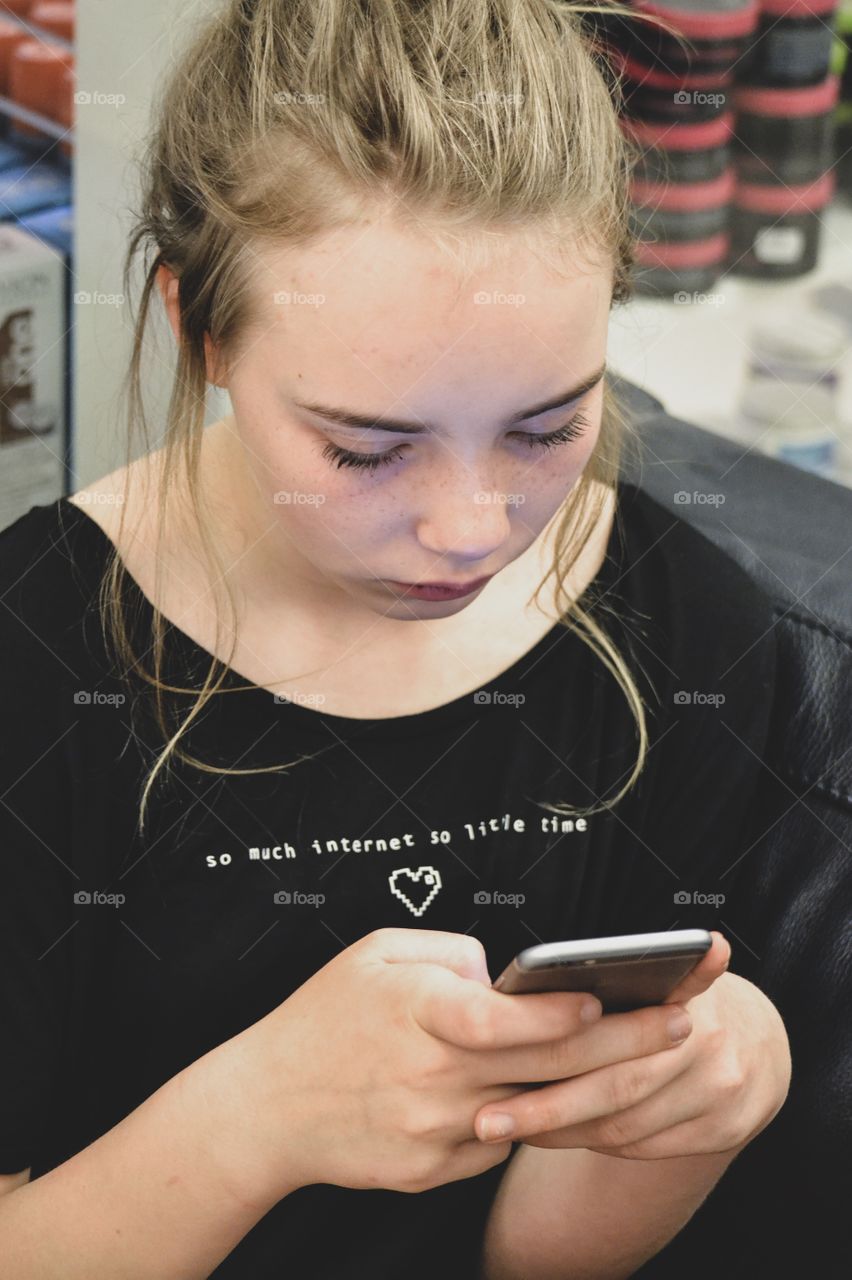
383;575;494;601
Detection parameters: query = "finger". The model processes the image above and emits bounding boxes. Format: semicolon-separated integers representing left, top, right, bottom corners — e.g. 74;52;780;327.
664;931;731;1005
591;1111;741;1159
470;997;692;1088
412;965;603;1050
474;1027;693;1143
522;1058;708;1152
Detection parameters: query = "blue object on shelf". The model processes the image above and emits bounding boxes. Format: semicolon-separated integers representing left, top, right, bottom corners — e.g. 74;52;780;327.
16;203;73;259
0;140;32;172
0;162;73;219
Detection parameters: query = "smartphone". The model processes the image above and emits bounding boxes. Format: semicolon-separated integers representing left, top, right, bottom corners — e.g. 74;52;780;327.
492;929;713;1013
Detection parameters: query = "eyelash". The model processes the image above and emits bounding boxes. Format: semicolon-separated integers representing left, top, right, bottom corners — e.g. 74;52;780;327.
320;410;592;473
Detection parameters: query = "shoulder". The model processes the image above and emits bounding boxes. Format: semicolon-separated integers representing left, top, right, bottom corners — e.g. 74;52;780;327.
0;497;97;678
0;453;150;671
65;453;152;544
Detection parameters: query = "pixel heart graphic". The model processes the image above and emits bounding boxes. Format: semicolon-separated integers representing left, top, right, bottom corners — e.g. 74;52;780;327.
388;866;443;917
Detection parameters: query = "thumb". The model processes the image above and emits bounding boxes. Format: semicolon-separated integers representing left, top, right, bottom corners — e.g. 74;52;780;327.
664;930;731;1005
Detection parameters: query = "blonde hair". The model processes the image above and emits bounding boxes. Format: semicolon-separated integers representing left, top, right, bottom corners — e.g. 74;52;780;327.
104;0;681;837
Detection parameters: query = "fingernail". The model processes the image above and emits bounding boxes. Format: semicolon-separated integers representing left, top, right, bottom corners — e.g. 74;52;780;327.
667;1010;692;1042
581;998;602;1023
480;1113;515;1141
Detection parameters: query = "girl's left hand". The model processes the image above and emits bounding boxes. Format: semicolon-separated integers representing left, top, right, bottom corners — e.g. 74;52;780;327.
474;931;792;1159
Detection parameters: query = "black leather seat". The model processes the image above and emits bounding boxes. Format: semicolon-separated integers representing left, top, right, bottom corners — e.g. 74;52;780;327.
611;374;851;1277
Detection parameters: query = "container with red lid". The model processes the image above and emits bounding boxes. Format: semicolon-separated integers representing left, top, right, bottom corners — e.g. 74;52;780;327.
610;44;731;124
630;167;734;242
728;170;835;277
600;0;759;78
737;0;840;89
732;74;840;186
602;0;759;124
621;112;734;184
632;231;730;297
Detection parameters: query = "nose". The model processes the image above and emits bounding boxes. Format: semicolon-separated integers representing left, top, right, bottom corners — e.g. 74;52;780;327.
414;468;514;564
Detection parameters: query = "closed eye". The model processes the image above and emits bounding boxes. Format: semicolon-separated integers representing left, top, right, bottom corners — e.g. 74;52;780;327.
320;409;592;473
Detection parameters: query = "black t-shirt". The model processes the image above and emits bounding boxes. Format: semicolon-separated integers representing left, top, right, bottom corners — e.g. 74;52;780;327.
0;480;777;1278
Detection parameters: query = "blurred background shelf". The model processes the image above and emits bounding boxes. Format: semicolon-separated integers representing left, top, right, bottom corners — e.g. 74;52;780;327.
608;194;852;488
0;90;70;137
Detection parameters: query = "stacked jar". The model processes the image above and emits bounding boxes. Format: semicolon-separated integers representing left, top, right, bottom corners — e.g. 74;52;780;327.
606;0;759;296
621;112;736;296
738;0;840;86
728;0;841;278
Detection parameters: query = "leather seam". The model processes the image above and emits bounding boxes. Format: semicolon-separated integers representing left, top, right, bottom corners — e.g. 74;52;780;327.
772;604;852;651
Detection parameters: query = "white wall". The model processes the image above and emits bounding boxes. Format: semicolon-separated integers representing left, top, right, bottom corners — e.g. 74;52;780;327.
72;0;229;488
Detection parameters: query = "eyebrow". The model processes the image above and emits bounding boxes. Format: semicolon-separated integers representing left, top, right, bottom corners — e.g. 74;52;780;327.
293;361;607;435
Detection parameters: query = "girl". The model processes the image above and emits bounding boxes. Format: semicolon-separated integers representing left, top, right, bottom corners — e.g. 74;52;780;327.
0;2;790;1277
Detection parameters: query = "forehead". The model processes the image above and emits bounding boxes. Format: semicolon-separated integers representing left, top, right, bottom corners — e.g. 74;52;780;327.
237;216;612;396
248;212;609;316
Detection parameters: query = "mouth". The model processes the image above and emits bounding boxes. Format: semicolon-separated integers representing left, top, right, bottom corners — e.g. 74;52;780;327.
382;575;494;601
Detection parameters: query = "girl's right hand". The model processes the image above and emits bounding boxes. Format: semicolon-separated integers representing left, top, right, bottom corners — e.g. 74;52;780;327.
214;927;599;1200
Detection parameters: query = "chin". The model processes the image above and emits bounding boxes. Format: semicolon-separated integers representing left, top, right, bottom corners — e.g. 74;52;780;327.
373;593;475;619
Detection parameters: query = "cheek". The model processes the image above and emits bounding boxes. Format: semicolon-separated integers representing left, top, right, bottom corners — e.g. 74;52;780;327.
521;428;601;511
265;497;354;578
265;458;395;563
241;420;332;507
